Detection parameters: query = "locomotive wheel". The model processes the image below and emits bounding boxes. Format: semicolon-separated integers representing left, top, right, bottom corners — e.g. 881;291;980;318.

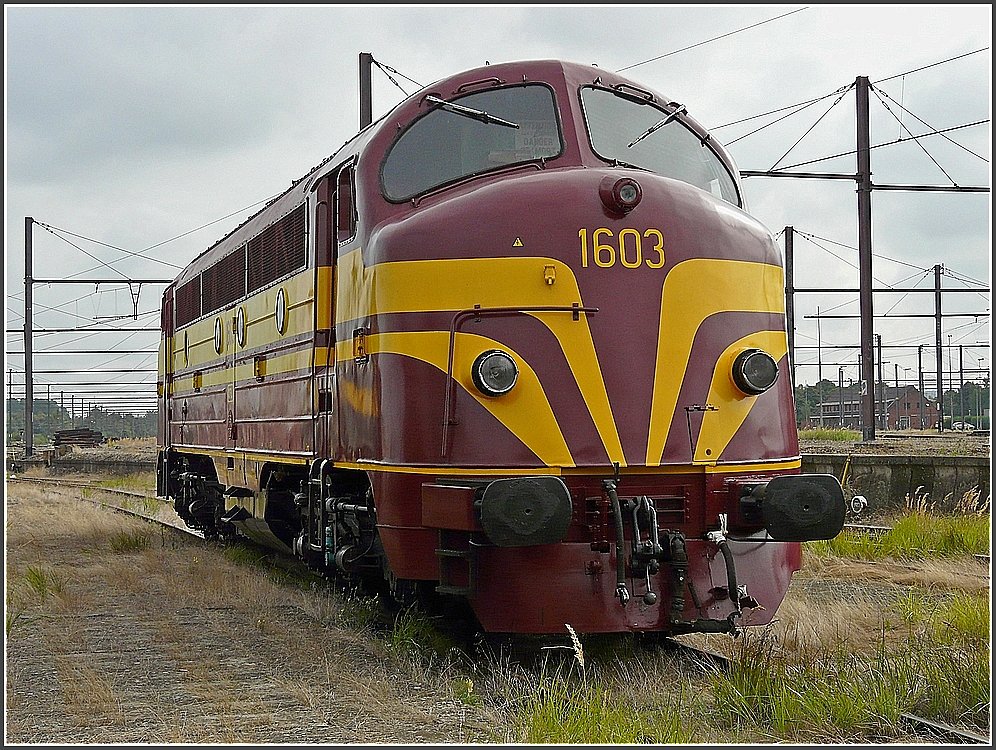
383;560;421;609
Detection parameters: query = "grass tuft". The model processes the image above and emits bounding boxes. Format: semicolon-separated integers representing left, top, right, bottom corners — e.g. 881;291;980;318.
109;528;153;553
518;665;694;744
707;590;992;739
24;565;64;598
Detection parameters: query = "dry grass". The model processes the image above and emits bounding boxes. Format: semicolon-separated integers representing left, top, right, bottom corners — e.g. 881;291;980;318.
54;659;125;727
103;437;157;450
7;476;987;744
5;479;483;744
801;553;989;594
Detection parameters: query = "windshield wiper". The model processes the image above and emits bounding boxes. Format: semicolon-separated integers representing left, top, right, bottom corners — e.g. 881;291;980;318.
425;95;520;129
627;103;687;148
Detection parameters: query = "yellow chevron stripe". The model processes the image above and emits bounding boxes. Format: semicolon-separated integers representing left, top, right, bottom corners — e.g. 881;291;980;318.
335;250;625;466
334;330;574;466
694;330;788;463
646;259;785;466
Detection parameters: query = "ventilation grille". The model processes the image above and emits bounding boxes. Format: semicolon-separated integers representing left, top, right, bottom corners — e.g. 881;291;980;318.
248;204;307;293
174;277;201;328
201;248;246;316
172;202;306;329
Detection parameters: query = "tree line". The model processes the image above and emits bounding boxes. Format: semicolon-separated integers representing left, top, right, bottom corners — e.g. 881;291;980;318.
5;399;156;444
794;379;990;429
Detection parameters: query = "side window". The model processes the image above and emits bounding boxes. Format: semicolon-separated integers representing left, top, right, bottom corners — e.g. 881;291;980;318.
336;164;356;244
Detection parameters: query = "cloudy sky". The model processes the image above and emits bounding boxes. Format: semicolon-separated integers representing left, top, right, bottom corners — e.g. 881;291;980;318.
4;4;991;414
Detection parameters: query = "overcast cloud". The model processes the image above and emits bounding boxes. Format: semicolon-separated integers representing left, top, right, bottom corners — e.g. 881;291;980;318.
4;4;991;409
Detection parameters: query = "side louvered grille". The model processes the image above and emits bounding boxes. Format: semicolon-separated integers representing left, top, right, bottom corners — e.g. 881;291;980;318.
173;203;307;329
248;204;307;293
174;277;201;328
201;248;246;316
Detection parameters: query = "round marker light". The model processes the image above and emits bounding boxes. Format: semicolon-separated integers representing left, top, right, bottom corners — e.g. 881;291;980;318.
732;348;779;395
472;350;519;396
599;176;643;214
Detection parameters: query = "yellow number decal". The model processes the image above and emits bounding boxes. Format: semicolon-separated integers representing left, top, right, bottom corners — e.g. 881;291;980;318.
618;228;642;269
593;228;615;268
578;227;666;269
645;228;665;268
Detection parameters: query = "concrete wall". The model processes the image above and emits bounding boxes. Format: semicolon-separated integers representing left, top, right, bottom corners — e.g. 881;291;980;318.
10;453;990;515
8;456;154;476
802;454;991;512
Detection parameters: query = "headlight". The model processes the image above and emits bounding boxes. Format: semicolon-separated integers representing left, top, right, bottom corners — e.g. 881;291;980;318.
472;350;518;396
732;348;779;395
599;176;642;214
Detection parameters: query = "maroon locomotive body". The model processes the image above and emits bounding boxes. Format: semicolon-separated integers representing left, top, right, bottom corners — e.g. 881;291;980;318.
158;58;844;634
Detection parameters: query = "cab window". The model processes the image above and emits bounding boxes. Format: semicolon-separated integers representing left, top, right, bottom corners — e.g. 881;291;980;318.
381;84;563;201
580;86;740;206
336;163;356;244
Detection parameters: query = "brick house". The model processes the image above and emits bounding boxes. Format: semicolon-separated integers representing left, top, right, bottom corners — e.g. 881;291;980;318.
813;384;939;430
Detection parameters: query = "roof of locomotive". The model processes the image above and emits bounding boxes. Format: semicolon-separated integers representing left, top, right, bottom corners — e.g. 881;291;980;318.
170;58;728;287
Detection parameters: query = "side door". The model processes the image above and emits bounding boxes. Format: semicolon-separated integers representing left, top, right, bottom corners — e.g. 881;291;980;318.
315;160;357;459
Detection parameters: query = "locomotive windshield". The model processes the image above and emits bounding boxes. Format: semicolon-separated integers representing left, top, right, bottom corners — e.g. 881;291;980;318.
580;86;741;206
382;84;562;201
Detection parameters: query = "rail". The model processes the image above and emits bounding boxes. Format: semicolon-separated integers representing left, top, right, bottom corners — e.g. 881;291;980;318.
7;475;202;539
669;641;990;744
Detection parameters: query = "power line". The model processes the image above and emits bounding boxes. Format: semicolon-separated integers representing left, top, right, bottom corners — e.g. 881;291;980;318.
872;86;989;164
37;222;183;272
616;7;808;72
711;47;989;133
873;46;991;86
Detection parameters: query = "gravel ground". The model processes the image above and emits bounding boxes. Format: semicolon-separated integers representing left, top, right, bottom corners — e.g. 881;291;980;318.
4;483;493;744
799;431;991;457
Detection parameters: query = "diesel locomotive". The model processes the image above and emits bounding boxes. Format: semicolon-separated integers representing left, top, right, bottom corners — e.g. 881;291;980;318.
157;57;845;635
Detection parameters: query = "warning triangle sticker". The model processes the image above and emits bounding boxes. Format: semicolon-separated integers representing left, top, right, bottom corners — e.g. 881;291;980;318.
512;238;524;247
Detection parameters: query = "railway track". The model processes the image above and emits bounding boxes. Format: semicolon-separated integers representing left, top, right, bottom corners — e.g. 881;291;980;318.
8;473;991;744
667;640;990;744
7;474;203;539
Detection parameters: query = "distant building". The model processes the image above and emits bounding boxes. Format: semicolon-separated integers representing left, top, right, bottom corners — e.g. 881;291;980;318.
811;384;939;430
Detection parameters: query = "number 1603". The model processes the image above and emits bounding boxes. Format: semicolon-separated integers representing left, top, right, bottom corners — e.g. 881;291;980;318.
578;227;666;269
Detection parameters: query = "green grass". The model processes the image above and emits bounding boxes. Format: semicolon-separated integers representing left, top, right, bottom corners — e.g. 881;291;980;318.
385;605;461;667
517;667;694;744
95;472;157;492
811;514;989;561
24;565;64;598
708;591;991;740
808;492;990;561
108;528;153;553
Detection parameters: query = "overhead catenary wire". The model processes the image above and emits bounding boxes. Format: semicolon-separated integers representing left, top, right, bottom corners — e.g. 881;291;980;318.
616;6;808;73
869;85;961;186
371;57;421;97
763;120;990;173
766;86;854;172
872;86;989;164
712;46;989;132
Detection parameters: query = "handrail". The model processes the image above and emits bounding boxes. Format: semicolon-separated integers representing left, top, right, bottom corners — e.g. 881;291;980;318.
440;304;598;456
